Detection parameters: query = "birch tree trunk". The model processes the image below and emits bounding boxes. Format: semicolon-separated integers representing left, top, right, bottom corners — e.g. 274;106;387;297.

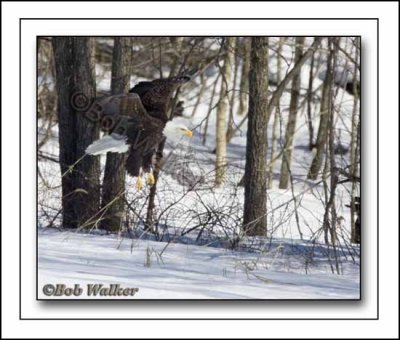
242;37;269;236
215;37;235;186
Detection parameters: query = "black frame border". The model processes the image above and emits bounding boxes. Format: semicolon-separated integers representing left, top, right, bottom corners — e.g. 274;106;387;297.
19;17;378;320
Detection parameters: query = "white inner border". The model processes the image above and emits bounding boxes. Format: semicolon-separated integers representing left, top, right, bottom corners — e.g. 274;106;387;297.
2;1;398;339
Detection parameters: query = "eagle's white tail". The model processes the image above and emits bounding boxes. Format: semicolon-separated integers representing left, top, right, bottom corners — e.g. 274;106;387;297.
85;134;129;155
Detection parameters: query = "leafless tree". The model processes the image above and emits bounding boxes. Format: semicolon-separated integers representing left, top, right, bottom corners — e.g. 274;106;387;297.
215;37;236;186
243;37;269;236
100;37;133;232
279;37;305;189
52;37;100;228
308;38;336;180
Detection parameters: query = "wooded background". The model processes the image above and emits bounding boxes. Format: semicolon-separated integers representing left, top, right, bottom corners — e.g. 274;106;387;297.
38;37;361;259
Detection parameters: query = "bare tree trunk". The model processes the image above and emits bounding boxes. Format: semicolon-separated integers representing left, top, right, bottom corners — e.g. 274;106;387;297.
267;38;322;119
267;112;279;189
237;38;250;116
145;38;186;233
215;37;235;186
306;46;316;149
168;37;184;77
226;113;248;143
267;38;284;189
319;38;340;252
279;37;305;189
100;37;132;232
202;73;221;145
350;38;361;243
226;37;241;141
322;40;341;274
242;37;269;236
238;37;321;188
327;92;338;249
52;37;100;229
191;73;206;118
308;38;336;180
144;138;166;235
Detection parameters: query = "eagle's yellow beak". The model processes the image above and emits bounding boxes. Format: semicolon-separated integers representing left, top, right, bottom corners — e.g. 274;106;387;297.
182;129;193;138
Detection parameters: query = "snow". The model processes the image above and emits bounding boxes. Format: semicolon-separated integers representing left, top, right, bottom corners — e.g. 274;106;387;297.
38;228;359;299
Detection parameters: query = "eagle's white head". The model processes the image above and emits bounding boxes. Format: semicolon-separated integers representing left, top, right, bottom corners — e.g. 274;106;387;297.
163;120;193;142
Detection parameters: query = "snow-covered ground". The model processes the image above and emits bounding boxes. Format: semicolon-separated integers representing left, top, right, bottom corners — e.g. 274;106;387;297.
38;227;359;299
38;37;360;299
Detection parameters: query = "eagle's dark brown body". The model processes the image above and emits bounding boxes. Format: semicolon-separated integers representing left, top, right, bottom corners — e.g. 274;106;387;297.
91;76;190;177
126;76;190;177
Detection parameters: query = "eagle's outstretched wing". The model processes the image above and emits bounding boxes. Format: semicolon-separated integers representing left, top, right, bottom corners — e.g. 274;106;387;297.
95;92;146;120
94;92;164;135
86;93;165;155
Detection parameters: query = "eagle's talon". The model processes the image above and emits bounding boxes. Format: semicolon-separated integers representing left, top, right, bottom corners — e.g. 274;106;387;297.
136;176;144;191
147;172;155;186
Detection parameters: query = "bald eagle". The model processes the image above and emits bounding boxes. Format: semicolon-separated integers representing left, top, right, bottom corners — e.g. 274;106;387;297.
85;75;193;189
